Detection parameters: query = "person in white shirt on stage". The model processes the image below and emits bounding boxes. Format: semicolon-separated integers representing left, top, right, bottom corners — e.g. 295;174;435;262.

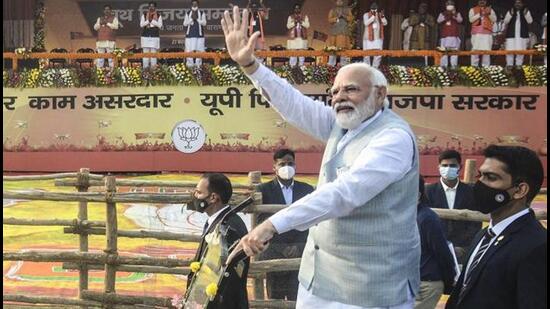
140;1;163;69
93;4;119;68
286;3;310;67
222;6;420;309
437;0;463;68
468;0;496;67
503;0;533;68
183;0;207;67
362;2;387;68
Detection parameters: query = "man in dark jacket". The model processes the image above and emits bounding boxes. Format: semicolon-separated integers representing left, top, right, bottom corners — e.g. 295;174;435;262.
257;149;314;300
426;150;481;264
416;176;457;309
186;173;249;309
446;145;546;309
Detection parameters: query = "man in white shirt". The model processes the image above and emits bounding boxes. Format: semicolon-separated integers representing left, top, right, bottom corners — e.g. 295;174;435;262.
183;0;207;67
93;5;119;68
425;150;480;264
140;1;163;69
186;173;249;309
222;6;420;309
503;0;533;67
362;2;387;68
446;145;546;309
257;149;314;301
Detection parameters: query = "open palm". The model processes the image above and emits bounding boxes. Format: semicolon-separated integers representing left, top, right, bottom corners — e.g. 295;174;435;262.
221;6;261;66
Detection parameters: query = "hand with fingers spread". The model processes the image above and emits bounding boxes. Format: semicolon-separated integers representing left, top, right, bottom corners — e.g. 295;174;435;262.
227;219;277;263
220;5;262;67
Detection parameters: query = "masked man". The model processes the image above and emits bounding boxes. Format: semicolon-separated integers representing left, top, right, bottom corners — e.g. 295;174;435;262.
446;145;546;309
186;173;249;309
437;0;463;68
425;150;481;265
257;149;315;301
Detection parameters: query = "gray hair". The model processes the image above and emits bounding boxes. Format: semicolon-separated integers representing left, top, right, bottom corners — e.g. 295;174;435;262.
338;63;390;106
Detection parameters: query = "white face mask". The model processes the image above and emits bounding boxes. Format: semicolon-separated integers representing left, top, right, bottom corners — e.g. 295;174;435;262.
439;166;460;180
446;5;455;11
334;94;377;130
277;165;296;180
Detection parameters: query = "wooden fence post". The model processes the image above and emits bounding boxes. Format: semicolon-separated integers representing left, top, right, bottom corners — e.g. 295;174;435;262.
248;171;265;301
76;168;90;304
103;176;118;308
463;159;477;184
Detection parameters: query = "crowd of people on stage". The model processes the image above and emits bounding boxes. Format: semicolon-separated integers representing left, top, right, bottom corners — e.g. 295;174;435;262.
90;0;547;70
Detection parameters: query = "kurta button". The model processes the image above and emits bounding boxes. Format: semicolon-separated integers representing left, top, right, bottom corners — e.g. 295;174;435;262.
314;245;319;250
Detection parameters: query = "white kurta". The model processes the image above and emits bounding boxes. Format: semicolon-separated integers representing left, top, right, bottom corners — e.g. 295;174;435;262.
246;63;416;308
469;8;496;50
437;13;462;49
93;17;119;49
140;14;163;49
363;13;387;50
287;15;310;50
504;10;533;50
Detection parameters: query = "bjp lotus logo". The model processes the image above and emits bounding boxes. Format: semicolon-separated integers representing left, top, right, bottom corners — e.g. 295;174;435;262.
178;126;201;149
172;120;206;153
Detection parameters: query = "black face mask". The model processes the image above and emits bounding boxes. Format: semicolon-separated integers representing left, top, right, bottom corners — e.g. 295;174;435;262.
473;181;516;214
188;194;212;212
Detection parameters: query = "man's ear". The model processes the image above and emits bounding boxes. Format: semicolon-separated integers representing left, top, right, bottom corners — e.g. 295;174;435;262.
377;86;387;105
512;182;530;200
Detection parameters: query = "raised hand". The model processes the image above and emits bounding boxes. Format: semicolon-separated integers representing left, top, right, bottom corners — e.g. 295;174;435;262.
221;5;261;66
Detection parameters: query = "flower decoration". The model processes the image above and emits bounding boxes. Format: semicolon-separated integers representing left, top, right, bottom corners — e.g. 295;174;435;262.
190;262;201;273
205;283;218;299
118;66;142;86
112;48;132;59
459;66;488;87
15;47;32;59
169;63;196;85
424;66;452;87
481;65;509;87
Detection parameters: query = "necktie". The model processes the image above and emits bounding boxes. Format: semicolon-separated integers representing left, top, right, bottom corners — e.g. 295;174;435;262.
202;220;209;235
459;228;496;299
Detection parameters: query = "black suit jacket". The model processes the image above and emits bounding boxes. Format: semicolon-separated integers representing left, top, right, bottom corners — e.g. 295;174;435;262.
445;210;547;309
186;207;250;309
426;181;481;262
257;178;314;259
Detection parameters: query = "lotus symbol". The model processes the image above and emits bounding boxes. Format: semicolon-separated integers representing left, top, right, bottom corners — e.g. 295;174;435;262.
178;126;200;149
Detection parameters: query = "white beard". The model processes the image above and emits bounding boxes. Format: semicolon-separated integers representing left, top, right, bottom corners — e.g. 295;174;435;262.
334;95;377;130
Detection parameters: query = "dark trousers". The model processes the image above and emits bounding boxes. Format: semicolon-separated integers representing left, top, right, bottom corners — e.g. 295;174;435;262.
266;270;300;300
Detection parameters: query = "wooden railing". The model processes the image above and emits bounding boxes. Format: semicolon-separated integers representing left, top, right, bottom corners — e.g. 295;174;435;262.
3;49;544;70
2;167;547;308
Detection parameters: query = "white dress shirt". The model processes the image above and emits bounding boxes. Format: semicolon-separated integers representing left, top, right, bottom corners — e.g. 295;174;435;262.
206;205;230;229
247;64;415;308
462;208;530;277
440;178;459;209
248;64;414;234
277;179;294;205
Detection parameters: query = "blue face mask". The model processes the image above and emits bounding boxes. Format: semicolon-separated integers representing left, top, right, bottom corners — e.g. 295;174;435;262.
439;166;460;180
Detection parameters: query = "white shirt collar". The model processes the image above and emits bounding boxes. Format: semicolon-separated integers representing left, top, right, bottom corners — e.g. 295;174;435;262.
277;179;295;189
489;208;530;236
207;205;230;227
440;178;459;191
